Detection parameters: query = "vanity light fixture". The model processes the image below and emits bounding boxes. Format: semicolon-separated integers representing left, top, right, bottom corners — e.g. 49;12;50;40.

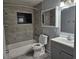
60;2;65;7
60;0;76;7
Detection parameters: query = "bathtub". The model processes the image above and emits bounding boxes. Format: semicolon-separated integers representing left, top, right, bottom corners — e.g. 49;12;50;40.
7;40;36;58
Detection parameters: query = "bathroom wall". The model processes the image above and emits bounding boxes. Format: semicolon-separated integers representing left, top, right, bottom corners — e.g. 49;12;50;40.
42;26;59;39
33;0;60;41
4;4;34;45
42;0;60;10
42;26;59;56
33;3;42;42
33;0;61;58
33;2;60;57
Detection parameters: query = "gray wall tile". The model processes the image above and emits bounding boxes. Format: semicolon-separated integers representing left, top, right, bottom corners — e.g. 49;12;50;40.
4;5;34;45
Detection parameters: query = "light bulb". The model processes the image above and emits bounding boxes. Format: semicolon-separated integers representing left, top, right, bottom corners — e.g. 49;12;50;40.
60;2;65;7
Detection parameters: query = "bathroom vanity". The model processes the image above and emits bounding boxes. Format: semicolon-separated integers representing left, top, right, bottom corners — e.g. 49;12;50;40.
50;5;75;59
51;37;74;59
41;2;75;59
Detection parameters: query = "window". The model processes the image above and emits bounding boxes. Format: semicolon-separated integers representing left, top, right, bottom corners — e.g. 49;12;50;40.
17;12;32;24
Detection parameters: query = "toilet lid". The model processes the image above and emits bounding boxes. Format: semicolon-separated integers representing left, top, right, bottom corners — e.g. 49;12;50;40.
39;34;48;45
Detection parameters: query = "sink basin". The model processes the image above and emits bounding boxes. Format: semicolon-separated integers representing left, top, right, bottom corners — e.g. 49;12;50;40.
67;39;74;43
61;37;74;43
51;37;74;48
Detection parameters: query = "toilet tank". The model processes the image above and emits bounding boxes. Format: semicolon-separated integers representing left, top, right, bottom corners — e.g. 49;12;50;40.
39;34;48;45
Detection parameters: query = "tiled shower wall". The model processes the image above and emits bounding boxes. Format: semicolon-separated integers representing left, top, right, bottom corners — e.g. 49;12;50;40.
4;5;34;45
33;3;42;42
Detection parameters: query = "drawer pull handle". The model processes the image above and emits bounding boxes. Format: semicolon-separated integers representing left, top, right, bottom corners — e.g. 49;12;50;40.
60;50;73;56
6;50;9;53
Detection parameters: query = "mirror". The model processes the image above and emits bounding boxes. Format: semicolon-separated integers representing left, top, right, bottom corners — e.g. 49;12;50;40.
41;8;56;26
61;5;76;34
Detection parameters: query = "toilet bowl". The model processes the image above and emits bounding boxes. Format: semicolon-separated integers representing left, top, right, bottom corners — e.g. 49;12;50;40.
32;34;48;58
33;43;43;51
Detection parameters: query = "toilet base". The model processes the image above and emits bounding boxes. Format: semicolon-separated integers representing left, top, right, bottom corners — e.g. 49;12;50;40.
33;47;45;58
33;52;45;59
33;56;44;59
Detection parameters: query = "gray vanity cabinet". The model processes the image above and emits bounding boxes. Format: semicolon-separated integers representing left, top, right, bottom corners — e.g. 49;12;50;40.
51;47;61;59
51;41;73;59
60;51;72;59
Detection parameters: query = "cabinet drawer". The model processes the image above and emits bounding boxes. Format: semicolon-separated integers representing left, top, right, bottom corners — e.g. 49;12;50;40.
51;47;73;59
51;41;73;55
60;51;73;59
51;46;61;54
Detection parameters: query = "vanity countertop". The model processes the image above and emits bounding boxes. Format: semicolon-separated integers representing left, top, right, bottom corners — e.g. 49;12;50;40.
51;37;74;48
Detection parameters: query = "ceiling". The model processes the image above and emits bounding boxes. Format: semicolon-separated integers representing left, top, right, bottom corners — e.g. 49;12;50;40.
4;0;44;7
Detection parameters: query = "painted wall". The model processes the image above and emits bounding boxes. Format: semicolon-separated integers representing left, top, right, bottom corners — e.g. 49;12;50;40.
4;4;34;45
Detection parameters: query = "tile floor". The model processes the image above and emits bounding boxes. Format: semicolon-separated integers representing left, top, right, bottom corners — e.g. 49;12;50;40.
11;53;50;59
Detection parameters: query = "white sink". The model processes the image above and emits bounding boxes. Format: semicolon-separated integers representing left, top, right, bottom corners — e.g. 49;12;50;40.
51;37;74;48
59;37;74;43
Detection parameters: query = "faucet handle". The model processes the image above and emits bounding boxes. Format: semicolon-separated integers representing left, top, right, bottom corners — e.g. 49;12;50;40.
67;35;70;40
67;35;72;41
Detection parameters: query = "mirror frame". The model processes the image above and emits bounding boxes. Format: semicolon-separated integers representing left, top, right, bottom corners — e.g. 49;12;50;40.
41;7;58;27
59;3;76;37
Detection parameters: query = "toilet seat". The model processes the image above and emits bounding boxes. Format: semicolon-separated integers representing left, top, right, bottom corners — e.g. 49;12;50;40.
32;43;44;50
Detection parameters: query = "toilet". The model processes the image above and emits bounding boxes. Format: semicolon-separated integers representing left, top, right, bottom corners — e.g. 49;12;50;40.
32;34;48;58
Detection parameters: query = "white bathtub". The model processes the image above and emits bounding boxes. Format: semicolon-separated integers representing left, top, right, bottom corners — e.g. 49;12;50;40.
7;40;36;58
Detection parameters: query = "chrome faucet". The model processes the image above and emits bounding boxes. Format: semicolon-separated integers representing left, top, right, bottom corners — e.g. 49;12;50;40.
67;35;72;41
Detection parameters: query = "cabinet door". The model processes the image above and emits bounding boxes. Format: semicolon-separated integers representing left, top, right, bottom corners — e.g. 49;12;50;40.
60;51;73;59
51;47;61;59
